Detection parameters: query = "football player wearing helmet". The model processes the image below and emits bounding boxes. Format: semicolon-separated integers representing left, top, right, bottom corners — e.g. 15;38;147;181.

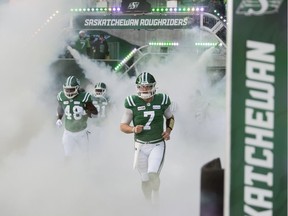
94;82;107;96
120;72;175;202
91;82;110;119
71;30;91;57
56;76;98;158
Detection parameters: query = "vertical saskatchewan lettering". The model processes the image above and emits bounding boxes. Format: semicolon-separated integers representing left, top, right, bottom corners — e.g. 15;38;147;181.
244;40;275;216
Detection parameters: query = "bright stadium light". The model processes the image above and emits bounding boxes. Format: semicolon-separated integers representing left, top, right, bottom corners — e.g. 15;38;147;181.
151;6;206;13
70;7;121;13
148;41;179;46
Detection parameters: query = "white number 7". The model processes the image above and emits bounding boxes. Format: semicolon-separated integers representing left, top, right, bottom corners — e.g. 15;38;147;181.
143;111;155;130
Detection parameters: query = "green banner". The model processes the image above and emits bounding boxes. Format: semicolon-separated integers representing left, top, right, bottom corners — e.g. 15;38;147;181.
229;0;287;215
72;14;198;29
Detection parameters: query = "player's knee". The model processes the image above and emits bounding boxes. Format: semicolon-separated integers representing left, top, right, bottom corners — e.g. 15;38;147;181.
148;172;159;180
148;172;160;191
141;181;152;200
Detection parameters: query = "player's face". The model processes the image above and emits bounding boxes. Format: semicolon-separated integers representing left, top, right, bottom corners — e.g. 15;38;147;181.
95;89;105;95
63;87;78;98
65;87;76;93
137;84;153;93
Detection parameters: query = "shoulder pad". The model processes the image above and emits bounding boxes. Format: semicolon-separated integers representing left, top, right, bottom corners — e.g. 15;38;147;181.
160;93;171;105
80;92;92;103
57;91;65;102
124;95;138;108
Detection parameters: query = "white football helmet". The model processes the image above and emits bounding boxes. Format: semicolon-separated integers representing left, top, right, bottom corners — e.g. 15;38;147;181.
79;30;86;38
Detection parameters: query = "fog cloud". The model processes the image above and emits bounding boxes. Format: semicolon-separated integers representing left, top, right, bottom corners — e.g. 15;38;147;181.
0;1;226;215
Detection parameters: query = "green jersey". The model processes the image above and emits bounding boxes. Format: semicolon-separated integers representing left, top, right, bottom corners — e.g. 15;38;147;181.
124;93;171;143
91;95;110;126
92;95;109;118
57;91;93;132
73;37;91;55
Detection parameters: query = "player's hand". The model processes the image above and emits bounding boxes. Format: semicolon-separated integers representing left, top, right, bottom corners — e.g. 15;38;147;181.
162;129;171;141
134;125;144;134
56;119;62;128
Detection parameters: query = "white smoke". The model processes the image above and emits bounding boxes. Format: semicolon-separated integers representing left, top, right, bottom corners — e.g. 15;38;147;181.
0;1;226;216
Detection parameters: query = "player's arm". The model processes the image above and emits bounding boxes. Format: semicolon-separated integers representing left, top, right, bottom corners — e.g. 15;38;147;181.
85;101;98;118
162;106;175;140
165;104;174;127
57;103;64;120
166;115;175;132
56;103;64;128
120;108;135;134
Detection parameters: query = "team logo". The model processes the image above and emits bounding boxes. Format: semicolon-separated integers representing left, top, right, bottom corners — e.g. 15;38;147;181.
236;0;284;16
137;106;146;111
153;105;161;110
128;2;140;10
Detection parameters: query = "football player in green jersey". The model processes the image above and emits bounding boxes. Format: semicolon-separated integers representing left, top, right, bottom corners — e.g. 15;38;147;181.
71;30;91;57
120;72;175;201
92;82;110;119
56;76;98;158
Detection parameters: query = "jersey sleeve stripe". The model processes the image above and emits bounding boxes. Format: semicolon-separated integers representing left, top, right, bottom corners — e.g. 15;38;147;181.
165;94;169;104
130;96;136;106
161;93;170;105
161;93;166;105
126;96;132;106
82;92;90;102
127;95;136;106
161;93;165;105
57;92;62;101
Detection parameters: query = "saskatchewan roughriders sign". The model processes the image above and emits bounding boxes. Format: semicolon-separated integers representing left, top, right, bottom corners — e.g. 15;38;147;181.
228;0;287;216
73;14;195;29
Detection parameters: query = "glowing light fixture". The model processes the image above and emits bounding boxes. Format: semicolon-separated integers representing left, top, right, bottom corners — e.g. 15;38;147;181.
148;42;179;46
70;7;121;13
194;42;219;47
114;48;138;72
213;9;227;23
151;6;206;13
32;10;60;37
70;6;205;14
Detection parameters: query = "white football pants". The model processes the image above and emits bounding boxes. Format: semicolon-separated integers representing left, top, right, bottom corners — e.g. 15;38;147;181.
62;129;90;157
135;141;166;181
